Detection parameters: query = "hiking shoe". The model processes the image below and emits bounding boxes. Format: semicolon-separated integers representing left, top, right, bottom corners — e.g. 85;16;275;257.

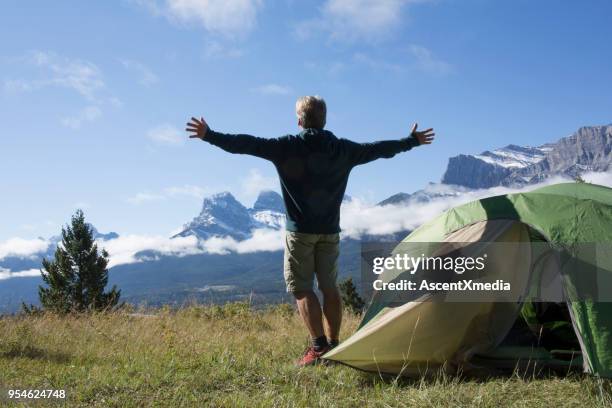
296;346;330;367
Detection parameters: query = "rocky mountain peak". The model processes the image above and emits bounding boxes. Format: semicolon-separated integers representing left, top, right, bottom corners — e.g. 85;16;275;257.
253;191;284;213
174;192;256;240
442;124;611;189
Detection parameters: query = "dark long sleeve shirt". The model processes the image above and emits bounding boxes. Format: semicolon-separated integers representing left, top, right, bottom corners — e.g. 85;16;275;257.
205;128;420;234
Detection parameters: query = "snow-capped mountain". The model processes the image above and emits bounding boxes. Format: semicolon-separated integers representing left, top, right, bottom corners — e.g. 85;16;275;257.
173;191;360;240
473;144;552;169
378;183;471;206
442;125;611;189
2;123;611;313
249;191;286;230
251;191;284;213
173;125;612;239
174;191;286;240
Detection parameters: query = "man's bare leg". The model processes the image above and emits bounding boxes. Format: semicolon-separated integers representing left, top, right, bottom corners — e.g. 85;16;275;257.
321;286;342;343
294;290;325;339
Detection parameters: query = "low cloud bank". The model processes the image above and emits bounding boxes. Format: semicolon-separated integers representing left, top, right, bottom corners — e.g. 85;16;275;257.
0;267;41;281
0;237;49;259
101;234;204;268
200;229;284;255
342;172;612;238
102;228;284;267
2;172;611;277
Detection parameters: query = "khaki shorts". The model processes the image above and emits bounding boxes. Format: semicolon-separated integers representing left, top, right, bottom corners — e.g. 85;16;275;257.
283;231;340;293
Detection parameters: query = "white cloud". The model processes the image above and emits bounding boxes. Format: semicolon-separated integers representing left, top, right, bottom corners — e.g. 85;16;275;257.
0;268;41;280
296;0;429;42
233;228;284;253
200;228;284;254
61;106;102;129
340;172;612;238
127;192;167;205
0;237;49;259
127;184;211;205
147;124;184;145
99;173;612;265
240;169;279;202
351;46;451;76
203;40;245;59
135;0;263;37
353;52;403;72
164;184;210;199
120;59;159;86
2;171;611;281
408;44;452;75
131;0;165;15
4;51;105;100
108;97;124;108
100;234;204;267
99;228;282;267
3;51;118;127
251;84;292;95
583;171;612;186
4;79;37;92
305;60;346;76
110;170;612;267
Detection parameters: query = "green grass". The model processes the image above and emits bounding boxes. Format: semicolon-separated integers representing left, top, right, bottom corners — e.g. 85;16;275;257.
1;303;611;407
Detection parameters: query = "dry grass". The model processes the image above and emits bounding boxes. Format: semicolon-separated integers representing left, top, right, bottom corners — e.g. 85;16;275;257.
0;303;610;407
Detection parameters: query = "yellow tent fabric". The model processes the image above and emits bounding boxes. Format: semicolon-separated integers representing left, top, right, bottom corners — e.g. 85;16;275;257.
325;220;533;374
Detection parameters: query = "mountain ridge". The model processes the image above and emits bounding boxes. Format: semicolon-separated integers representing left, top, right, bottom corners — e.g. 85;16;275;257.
1;123;611;313
442;124;611;189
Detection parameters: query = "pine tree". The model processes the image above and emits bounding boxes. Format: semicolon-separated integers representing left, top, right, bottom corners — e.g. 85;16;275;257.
36;210;120;313
338;277;365;314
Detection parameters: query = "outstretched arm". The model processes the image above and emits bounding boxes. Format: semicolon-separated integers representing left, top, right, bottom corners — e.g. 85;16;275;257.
186;117;283;161
347;123;435;166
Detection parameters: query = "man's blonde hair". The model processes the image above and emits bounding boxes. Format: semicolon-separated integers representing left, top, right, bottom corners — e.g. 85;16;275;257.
296;96;326;129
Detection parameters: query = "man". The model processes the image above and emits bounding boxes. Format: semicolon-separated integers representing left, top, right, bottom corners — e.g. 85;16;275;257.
186;96;435;366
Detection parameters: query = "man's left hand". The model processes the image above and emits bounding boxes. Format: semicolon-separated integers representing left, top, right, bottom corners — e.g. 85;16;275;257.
411;123;435;145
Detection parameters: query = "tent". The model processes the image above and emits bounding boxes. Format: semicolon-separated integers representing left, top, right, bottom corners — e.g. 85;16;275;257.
324;182;612;377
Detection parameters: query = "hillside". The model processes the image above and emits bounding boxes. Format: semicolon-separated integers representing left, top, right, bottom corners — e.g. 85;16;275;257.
1;304;610;407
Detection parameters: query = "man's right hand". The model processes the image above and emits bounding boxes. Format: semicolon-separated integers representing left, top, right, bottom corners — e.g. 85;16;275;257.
186;117;209;140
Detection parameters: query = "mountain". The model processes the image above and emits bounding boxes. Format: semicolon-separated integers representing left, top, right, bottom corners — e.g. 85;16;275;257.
252;190;284;213
377;183;471;207
174;191;285;240
377;193;411;206
442;125;611;189
90;226;119;241
2;123;611;314
249;191;286;230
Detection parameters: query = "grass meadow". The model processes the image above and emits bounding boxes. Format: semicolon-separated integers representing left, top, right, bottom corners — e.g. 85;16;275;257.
1;302;611;407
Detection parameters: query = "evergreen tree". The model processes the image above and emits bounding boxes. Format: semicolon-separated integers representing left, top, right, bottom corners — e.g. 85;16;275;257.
338;277;365;314
36;210;120;313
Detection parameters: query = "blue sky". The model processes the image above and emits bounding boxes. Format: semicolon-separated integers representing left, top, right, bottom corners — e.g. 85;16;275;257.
1;0;611;240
